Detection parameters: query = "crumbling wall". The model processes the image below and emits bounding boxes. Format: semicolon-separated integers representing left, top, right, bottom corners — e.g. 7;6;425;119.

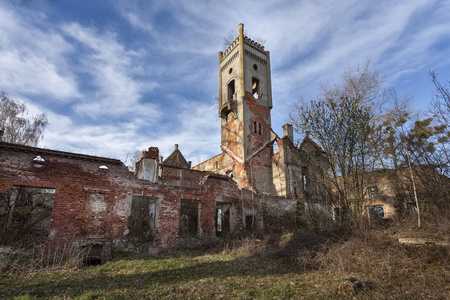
0;142;249;251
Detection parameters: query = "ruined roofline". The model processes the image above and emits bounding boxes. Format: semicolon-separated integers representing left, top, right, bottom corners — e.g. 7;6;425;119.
0;141;123;165
191;152;222;169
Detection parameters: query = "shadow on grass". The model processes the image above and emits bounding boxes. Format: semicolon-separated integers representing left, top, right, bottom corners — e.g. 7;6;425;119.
1;230;352;299
1;255;297;299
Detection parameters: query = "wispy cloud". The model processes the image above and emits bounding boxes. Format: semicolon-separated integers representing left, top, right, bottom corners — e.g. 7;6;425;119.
0;4;80;101
1;0;449;161
61;23;160;120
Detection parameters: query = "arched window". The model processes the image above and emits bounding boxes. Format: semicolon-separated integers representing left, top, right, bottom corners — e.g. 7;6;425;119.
228;80;235;100
252;77;260;99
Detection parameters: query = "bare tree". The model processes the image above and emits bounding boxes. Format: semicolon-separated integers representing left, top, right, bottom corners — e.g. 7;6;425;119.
290;61;393;228
429;70;450;128
428;71;450;174
223;31;266;49
122;149;144;172
0;91;48;146
1;187;54;243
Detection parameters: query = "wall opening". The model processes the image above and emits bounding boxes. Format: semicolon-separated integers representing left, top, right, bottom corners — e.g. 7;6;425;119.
215;203;230;236
368;186;378;197
302;167;308;192
228;80;236;100
0;186;55;241
245;215;256;231
127;195;157;245
253;122;261;135
368;205;384;220
179;200;199;237
252;77;260;99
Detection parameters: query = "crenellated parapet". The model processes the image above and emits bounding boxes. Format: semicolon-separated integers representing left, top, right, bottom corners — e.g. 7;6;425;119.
222;37;239;58
243;36;265;51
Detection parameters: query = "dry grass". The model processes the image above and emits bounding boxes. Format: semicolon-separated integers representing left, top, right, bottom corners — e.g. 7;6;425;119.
0;241;87;280
1;229;448;299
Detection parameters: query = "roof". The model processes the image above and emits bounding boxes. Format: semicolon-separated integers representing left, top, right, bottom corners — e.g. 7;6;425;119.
299;136;324;153
162;146;190;168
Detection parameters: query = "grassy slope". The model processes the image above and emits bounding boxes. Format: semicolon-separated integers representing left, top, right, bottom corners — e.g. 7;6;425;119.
1;230;449;299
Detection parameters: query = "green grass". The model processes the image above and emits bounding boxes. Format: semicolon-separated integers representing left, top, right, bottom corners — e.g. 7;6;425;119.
2;252;335;299
1;230;448;299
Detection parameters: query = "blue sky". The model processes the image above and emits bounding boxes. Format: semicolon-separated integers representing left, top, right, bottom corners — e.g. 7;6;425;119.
1;0;450;165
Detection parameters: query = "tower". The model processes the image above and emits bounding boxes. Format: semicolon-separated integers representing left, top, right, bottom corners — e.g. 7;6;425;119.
217;24;275;193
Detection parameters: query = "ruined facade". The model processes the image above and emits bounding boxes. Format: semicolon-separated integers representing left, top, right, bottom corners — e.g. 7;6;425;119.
0;24;325;255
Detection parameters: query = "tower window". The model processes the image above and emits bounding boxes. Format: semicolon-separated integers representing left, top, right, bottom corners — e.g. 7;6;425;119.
253;64;258;71
252;77;260;99
228;68;233;74
254;122;262;135
228;80;235;100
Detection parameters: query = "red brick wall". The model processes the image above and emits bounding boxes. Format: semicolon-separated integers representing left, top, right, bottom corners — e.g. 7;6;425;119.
0;142;247;250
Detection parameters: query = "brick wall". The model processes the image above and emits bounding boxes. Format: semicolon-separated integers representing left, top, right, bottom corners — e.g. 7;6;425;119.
0;142;252;250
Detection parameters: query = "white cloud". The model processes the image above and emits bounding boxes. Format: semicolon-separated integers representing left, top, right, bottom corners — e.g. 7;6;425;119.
62;23;160;120
2;0;450;161
0;4;80;100
133;100;221;165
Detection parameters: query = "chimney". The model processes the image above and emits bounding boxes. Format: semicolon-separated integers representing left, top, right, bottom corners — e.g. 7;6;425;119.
135;147;159;183
175;144;179;150
305;131;310;139
282;124;293;142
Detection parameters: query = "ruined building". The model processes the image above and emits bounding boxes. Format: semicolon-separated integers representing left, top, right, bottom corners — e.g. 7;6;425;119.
194;24;326;198
0;24;325;257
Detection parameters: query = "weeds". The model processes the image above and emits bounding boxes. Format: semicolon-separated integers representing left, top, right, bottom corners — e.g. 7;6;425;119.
0;241;87;280
1;229;448;299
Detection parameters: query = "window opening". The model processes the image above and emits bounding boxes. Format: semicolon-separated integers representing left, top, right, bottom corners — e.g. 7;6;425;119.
227;80;235;100
258;123;261;135
368;205;384;221
302;167;308;191
127;195;157;245
252;77;260;99
215;204;230;236
0;186;55;239
179;200;199;237
245;215;255;231
369;187;378;197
